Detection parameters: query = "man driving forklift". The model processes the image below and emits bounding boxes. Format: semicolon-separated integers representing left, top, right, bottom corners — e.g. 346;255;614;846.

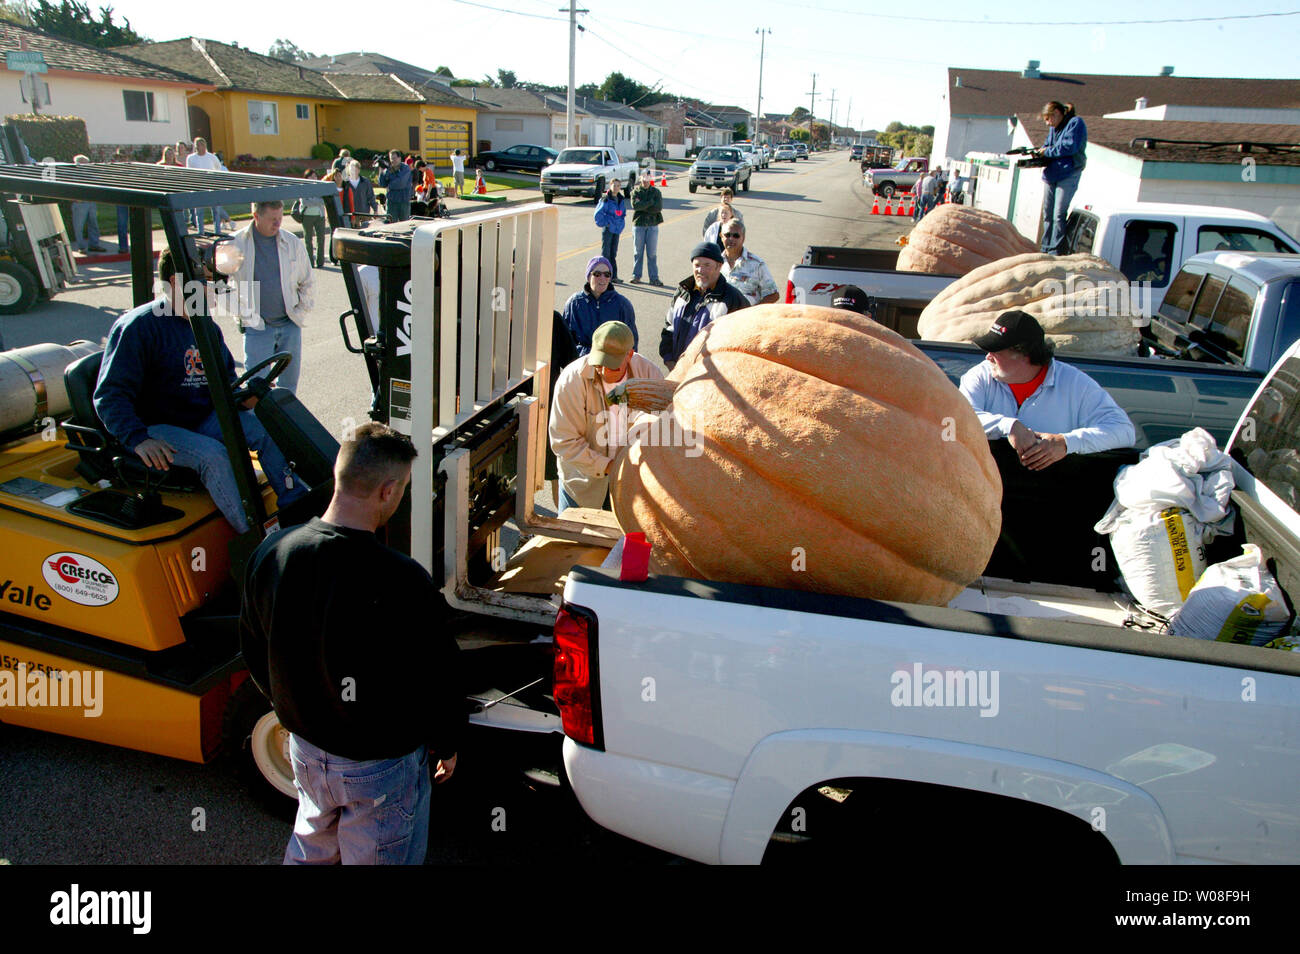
93;247;307;533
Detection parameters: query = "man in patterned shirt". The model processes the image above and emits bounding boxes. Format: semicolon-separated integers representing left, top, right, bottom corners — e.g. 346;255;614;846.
718;220;779;306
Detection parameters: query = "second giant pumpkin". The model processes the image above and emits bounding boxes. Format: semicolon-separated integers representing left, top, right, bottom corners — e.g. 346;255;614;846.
610;304;1002;606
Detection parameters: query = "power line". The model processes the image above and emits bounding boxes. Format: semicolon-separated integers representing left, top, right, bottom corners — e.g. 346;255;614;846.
791;5;1300;26
448;0;568;22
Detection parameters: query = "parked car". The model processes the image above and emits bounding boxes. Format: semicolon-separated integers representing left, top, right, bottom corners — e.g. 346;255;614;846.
474;144;558;173
850;144;864;161
795;143;809;160
540;147;638;203
774;145;797;162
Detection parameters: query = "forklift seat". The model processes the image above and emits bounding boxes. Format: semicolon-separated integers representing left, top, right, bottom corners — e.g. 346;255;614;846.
62;350;203;491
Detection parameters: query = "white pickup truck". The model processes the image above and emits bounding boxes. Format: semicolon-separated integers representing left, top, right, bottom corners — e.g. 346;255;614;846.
540;146;638;204
556;344;1300;865
1064;201;1298;314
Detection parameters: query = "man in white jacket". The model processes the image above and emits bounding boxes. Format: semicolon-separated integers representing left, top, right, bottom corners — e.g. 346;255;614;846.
549;321;663;513
223;201;314;394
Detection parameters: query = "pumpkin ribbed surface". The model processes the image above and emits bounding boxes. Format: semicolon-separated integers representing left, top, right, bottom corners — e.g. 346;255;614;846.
917;252;1141;355
610;304;1002;606
898;204;1038;275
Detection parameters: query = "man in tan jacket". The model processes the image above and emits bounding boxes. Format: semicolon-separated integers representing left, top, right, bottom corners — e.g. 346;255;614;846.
549;321;663;513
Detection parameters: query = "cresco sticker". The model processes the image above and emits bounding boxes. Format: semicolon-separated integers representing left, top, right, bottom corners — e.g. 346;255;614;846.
41;552;120;607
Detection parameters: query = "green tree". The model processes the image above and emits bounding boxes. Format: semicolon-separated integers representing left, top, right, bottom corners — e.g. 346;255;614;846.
434;66;455;77
27;0;143;47
268;38;314;62
599;71;647;105
811;122;829;145
790;128;809;142
789;106;810;123
920;124;934;137
497;69;517;88
885;120;906;133
733;121;748;139
576;82;600;98
0;1;31;25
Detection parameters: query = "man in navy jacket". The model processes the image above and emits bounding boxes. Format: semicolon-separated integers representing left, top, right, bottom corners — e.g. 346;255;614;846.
94;249;306;533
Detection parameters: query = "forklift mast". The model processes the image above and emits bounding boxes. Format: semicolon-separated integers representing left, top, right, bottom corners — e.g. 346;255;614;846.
334;204;623;627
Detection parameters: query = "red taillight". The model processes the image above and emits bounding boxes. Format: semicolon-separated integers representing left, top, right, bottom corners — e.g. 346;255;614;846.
554;604;596;746
785;280;795;304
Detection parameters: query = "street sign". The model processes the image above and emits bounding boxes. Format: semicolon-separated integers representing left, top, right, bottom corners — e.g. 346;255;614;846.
5;51;48;73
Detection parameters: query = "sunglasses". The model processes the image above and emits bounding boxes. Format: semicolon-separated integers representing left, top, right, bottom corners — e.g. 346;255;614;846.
590;270;611;278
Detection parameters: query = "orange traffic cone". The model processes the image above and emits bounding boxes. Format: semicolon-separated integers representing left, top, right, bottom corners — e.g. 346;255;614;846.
870;195;880;215
660;171;667;187
906;194;915;216
474;169;487;195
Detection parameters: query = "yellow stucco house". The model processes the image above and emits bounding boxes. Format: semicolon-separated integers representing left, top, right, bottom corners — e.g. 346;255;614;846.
113;38;476;163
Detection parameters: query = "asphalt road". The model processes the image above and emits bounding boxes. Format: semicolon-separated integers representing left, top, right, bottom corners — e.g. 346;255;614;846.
0;148;911;866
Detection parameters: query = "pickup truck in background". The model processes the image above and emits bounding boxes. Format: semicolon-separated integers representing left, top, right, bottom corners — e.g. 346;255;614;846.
789;249;1300;449
688;147;753;194
557;342;1300;865
540;147;638;203
1064;202;1298;314
863;156;929;197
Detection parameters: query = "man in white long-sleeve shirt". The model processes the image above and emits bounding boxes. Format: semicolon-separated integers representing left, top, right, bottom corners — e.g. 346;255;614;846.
959;310;1134;471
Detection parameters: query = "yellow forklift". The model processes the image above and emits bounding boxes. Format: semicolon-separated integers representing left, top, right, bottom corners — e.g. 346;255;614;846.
0;160;371;810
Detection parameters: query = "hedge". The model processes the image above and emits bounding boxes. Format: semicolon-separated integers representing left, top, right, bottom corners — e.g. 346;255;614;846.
5;114;90;162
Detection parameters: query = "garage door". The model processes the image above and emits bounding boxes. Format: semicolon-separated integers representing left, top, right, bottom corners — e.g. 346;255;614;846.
424;119;470;162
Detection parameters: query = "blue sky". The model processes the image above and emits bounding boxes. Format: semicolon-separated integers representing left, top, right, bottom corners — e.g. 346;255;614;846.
108;1;1300;130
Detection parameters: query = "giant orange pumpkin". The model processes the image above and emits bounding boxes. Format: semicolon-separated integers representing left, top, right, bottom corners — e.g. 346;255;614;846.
898;204;1038;275
610;304;1002;606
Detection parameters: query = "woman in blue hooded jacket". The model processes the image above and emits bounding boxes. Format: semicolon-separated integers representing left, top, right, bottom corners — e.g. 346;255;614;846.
1035;100;1087;255
594;178;629;282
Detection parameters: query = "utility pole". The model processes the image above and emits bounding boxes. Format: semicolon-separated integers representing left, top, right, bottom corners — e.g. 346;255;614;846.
806;73;817;146
754;28;770;142
562;0;589;148
846;96;852;142
828;89;836;143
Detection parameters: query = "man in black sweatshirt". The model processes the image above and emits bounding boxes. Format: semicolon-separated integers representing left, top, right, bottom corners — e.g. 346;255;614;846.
239;422;464;865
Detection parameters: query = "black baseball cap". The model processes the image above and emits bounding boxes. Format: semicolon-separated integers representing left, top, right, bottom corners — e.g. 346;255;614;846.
972;310;1045;352
832;285;875;316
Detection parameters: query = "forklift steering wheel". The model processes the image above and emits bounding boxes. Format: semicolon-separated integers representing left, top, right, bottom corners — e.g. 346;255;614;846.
231;351;293;401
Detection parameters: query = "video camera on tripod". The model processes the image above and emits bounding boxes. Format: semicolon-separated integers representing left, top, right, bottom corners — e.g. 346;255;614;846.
1007;146;1052;169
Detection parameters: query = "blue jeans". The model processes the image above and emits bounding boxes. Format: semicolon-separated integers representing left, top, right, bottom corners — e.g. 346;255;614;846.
284;734;431;865
1040;171;1082;254
243;319;303;394
116;206;129;250
70;202;100;250
557;484;609;514
633;225;659;282
191;207;221;235
387;195;411;222
601;229;620;281
146;408;305;534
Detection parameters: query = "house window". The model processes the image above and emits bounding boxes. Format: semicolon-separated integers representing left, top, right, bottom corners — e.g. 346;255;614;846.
295;104;309;120
495;118;523;131
249;101;279;135
123;89;168;122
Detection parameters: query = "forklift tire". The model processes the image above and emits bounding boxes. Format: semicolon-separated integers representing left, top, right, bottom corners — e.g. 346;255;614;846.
222;679;299;820
0;260;38;315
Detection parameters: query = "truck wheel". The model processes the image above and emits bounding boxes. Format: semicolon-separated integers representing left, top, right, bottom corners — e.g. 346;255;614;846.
593;177;605;202
543;192;554;204
688;182;697;194
222;679;298;819
0;260;39;315
880;183;896;198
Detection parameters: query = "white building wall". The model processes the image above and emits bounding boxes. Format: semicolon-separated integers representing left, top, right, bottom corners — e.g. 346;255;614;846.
479;113;550;152
1104;104;1300;125
0;76;191;147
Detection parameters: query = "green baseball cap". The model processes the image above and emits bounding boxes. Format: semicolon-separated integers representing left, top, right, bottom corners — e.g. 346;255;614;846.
588;321;635;369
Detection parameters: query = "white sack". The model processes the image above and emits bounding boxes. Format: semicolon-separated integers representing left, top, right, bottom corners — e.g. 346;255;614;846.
1112;427;1234;524
1095;503;1209;618
1168;544;1293;646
